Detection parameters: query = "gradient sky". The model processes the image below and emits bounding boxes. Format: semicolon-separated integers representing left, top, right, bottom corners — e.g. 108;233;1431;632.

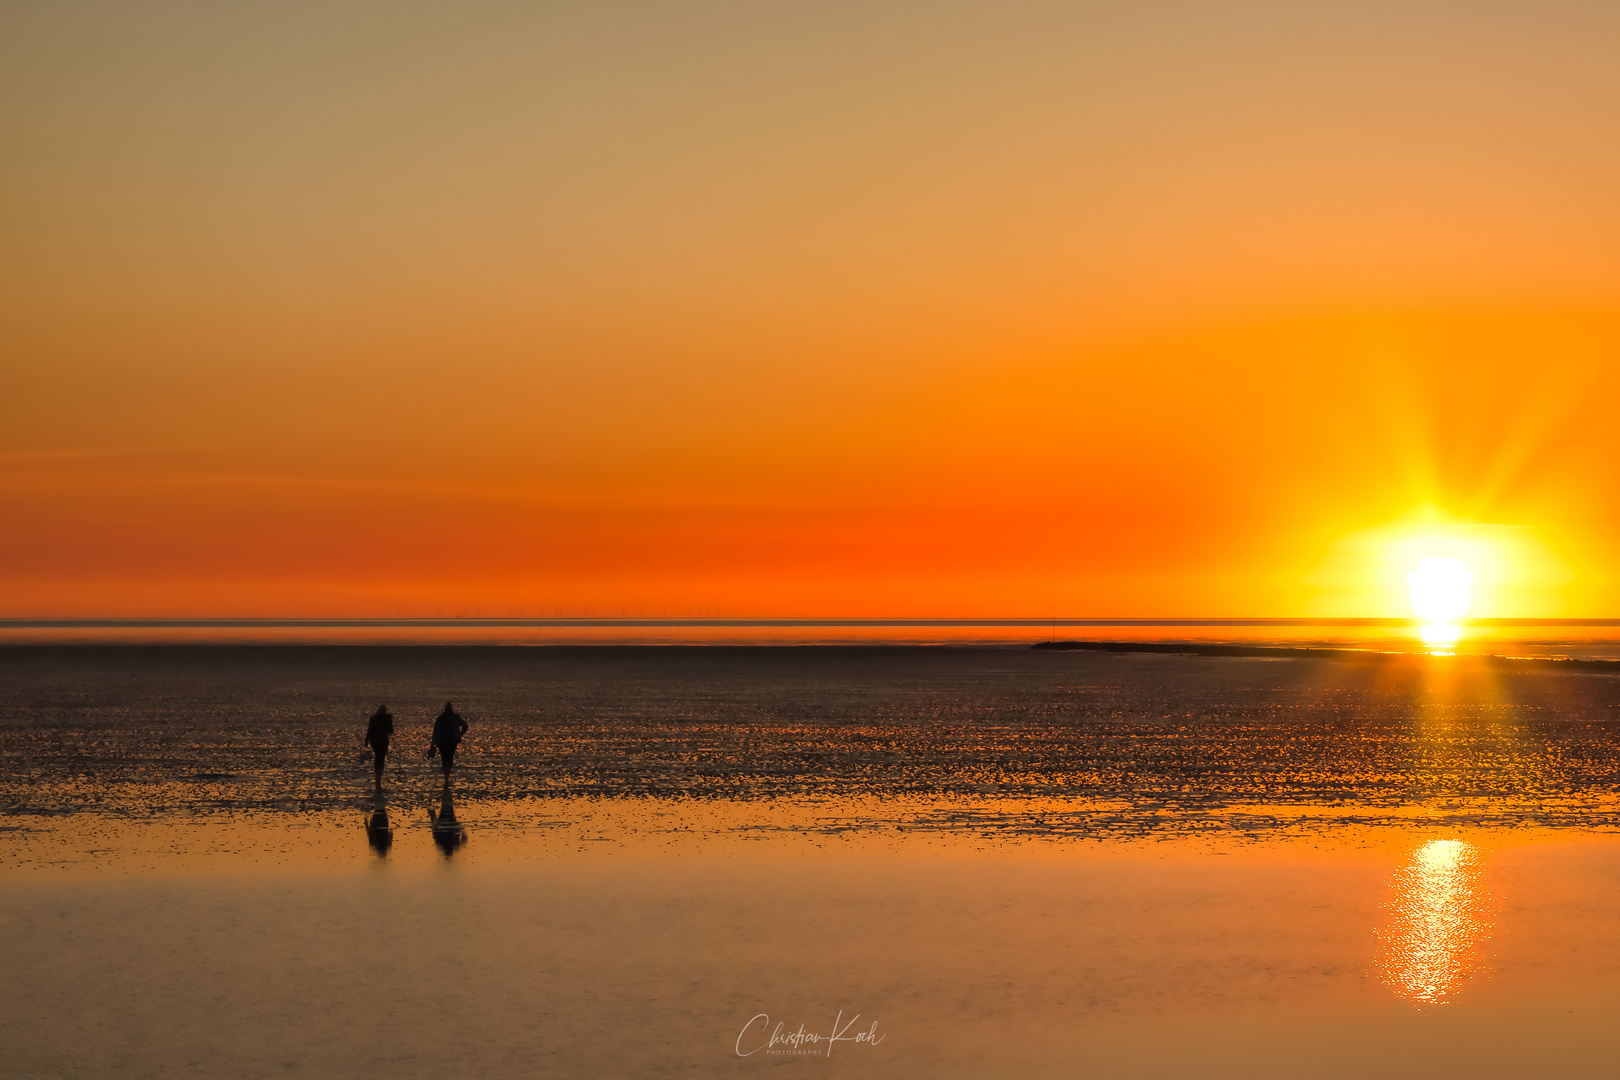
6;1;1620;617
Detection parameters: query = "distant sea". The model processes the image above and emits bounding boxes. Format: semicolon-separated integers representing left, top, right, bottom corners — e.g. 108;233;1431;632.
7;616;1620;659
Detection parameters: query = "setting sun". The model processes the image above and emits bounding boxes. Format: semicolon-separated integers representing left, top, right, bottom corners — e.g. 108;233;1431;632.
1409;556;1473;647
1408;557;1475;624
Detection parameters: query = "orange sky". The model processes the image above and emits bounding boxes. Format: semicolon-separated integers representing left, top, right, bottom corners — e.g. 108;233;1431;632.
6;2;1620;617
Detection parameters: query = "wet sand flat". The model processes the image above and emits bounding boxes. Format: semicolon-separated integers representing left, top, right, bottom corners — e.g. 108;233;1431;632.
5;645;1620;1077
7;645;1620;834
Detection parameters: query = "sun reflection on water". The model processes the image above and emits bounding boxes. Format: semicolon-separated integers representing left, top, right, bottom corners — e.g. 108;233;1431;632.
1377;839;1492;1004
1417;621;1461;649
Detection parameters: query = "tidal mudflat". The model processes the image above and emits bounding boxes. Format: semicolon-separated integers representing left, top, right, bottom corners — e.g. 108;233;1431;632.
4;645;1620;1078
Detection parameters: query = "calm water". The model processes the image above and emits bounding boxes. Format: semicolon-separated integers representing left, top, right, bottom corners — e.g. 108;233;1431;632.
12;618;1620;659
5;644;1620;1078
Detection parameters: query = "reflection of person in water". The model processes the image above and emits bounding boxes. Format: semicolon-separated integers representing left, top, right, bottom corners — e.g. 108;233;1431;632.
428;701;468;779
363;704;394;785
366;793;393;857
428;784;465;857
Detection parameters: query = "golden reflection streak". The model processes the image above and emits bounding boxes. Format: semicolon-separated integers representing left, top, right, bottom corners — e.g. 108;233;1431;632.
1376;839;1492;1004
1417;621;1460;649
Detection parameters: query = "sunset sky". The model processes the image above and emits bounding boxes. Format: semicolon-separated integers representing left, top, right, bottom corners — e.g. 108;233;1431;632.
6;1;1620;617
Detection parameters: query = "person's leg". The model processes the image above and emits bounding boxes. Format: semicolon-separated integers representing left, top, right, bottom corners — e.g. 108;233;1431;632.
441;744;456;776
374;748;387;783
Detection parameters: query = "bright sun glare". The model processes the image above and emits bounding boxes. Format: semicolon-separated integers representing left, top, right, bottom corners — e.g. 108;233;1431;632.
1408;557;1473;645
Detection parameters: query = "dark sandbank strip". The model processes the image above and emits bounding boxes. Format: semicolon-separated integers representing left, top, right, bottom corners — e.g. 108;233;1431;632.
1032;639;1620;672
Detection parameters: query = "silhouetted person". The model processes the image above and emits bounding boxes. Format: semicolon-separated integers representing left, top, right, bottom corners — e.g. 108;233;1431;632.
428;784;465;857
363;704;394;785
429;701;468;780
366;792;393;857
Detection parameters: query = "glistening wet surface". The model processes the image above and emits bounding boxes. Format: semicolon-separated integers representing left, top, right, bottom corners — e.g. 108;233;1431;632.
5;645;1620;1079
5;645;1620;836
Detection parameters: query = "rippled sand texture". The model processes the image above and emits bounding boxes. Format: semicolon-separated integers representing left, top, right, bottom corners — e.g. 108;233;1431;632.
4;645;1620;842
